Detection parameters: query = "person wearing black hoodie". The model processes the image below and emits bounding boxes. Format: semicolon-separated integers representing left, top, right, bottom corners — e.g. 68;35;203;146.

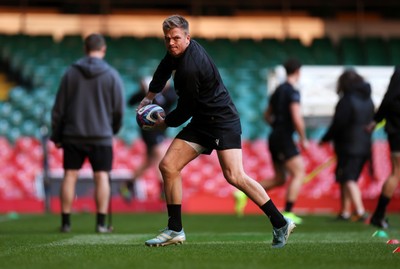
368;66;400;229
51;33;125;233
320;69;374;222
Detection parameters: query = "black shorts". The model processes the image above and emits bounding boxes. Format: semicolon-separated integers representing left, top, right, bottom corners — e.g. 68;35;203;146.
388;134;400;153
141;129;166;154
268;131;299;164
335;154;368;183
63;143;113;172
176;120;242;155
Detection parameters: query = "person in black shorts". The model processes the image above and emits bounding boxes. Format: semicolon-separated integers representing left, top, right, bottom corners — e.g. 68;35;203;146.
368;66;400;229
320;69;374;222
137;15;295;248
259;58;309;225
119;76;176;201
51;33;125;233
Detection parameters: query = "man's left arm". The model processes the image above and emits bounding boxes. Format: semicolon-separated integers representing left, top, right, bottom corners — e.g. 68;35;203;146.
50;75;68;147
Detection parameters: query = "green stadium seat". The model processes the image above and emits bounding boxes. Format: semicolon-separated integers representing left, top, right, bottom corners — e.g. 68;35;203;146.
6;127;21;144
259;38;287;67
20;119;38;137
9;110;23;127
388;38;400;65
3;34;392;142
59;34;83;47
8;86;26;104
339;37;364;65
0;102;12;118
364;37;389;66
310;37;338;65
0;119;10;136
283;38;315;65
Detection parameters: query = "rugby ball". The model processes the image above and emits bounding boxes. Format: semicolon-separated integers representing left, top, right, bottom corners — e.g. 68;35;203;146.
136;104;165;130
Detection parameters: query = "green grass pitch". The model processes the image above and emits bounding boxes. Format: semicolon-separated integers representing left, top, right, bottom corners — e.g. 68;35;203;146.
0;213;399;269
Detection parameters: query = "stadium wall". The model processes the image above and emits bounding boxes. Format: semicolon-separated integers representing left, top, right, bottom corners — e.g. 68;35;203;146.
1;11;400;43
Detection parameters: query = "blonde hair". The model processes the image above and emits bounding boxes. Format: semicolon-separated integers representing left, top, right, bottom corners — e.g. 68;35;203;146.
162;15;189;35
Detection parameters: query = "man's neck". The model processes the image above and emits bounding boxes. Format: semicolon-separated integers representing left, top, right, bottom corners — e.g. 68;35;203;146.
87;51;105;58
287;75;298;86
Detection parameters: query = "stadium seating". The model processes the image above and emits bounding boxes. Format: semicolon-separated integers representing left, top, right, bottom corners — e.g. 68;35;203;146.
310;37;338;65
338;37;365;65
0;135;395;214
0;34;398;213
364;37;389;66
388;37;400;65
1;34;398;143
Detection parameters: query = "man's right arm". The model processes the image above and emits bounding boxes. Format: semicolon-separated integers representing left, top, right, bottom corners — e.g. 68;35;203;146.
138;54;174;111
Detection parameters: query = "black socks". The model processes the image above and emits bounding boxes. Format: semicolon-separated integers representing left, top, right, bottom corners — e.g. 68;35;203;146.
61;213;70;227
260;200;286;229
373;194;391;220
96;213;106;227
167;204;182;231
284;201;294;213
62;213;106;229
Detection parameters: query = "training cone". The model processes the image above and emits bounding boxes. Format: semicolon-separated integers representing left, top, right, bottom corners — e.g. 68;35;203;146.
393;247;400;253
7;212;19;220
372;230;389;238
387;239;400;245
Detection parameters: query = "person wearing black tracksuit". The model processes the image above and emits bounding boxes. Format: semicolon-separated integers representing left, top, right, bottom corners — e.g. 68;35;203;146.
51;33;125;233
369;66;400;229
320;69;374;222
138;15;295;248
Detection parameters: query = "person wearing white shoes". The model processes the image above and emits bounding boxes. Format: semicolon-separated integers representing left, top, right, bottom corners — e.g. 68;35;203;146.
138;15;295;248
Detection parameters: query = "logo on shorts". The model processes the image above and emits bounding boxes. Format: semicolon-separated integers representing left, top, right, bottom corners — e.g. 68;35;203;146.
215;139;220;146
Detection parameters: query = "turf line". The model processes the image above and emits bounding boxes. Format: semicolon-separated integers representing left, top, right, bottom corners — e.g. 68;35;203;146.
37;231;386;247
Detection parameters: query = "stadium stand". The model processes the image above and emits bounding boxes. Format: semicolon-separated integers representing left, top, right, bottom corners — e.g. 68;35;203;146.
0;32;399;214
338;37;365;66
310;37;338;65
388;37;400;65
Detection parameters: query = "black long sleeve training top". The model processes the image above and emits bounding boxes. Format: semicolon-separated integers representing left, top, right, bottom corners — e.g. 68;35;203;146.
374;66;400;135
148;40;240;128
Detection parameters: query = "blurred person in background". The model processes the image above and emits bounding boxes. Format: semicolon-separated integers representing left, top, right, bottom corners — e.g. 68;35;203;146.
320;69;374;222
256;58;308;225
51;33;125;233
368;66;400;229
119;76;176;202
137;14;295;248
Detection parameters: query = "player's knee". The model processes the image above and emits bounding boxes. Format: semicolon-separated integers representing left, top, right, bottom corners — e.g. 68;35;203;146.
159;158;178;177
158;159;169;175
223;170;245;186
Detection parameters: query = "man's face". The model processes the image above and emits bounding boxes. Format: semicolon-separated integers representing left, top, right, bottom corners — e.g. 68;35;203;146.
163;27;190;57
